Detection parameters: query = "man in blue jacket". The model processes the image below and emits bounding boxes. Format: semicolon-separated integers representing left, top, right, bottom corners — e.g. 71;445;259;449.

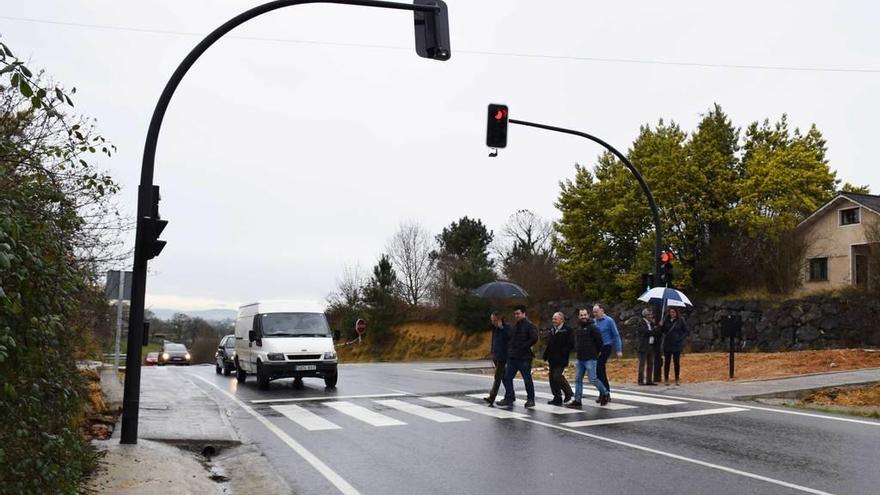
592;303;622;400
483;311;510;406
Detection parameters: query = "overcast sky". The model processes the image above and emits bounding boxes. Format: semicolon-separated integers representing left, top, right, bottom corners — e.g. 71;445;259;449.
3;1;878;311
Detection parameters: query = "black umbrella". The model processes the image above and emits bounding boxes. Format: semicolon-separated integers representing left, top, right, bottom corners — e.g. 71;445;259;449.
471;280;529;299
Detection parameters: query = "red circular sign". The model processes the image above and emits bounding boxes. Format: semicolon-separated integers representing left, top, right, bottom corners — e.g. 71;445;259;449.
355;319;366;335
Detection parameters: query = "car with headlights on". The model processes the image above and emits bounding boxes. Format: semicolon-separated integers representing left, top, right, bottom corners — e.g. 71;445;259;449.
215;334;236;376
158;342;191;366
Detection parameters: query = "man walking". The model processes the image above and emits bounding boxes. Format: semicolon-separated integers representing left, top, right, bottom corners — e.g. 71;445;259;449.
636;308;657;385
497;305;538;408
484;311;510;406
569;308;609;407
592;303;622;400
542;312;573;405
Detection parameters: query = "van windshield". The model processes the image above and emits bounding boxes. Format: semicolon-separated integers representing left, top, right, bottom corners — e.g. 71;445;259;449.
260;313;330;337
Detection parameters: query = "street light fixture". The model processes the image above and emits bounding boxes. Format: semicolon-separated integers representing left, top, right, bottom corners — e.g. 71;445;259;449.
121;0;451;445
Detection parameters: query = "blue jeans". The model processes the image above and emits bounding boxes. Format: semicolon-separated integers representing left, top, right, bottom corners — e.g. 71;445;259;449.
574;359;609;400
502;358;535;402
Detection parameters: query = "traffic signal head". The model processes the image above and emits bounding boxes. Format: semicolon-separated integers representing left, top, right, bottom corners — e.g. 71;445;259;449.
413;0;451;61
141;185;168;260
486;103;508;149
659;251;674;286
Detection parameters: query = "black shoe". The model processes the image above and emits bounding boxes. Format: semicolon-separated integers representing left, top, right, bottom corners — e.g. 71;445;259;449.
524;401;535;408
495;399;515;407
595;397;602;403
488;402;495;408
599;395;609;406
563;394;572;403
547;398;563;406
645;382;657;386
567;400;582;408
482;397;493;404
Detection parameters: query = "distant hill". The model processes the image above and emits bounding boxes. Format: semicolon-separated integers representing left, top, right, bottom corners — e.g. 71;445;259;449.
147;308;237;322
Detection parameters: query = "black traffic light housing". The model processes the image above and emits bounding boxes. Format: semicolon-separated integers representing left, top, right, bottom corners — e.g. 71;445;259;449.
659;251;674;286
142;185;167;260
414;0;450;61
486;103;509;149
641;272;653;291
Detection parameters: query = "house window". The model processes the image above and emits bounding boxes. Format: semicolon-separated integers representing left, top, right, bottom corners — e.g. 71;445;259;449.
808;258;828;281
840;207;860;226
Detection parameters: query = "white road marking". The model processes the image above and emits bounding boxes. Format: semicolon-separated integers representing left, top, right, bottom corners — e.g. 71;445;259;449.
606;388;880;427
325;401;407;427
374;399;469;423
190;375;361;495
420;367;879;427
420;396;526;419
516;415;838;495
271;404;342;431
530;391;637;411
562;407;747;427
251;393;407;404
579;389;685;406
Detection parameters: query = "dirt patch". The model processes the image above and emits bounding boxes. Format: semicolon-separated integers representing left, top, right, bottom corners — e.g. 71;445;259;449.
803;383;880;407
526;348;880;384
338;322;491;362
80;368;121;441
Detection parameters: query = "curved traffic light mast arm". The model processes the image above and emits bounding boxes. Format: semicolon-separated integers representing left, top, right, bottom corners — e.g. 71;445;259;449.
507;118;664;290
123;0;446;444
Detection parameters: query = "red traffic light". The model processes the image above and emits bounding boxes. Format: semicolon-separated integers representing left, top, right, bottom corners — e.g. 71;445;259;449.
494;108;507;120
660;251;674;264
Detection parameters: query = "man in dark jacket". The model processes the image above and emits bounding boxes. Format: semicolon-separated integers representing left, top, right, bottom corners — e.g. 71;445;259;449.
497;305;537;408
636;308;658;385
542;311;574;405
483;311;511;406
568;308;610;407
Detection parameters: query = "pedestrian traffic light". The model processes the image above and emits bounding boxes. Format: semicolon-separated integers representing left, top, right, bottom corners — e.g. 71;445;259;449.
142;185;167;260
486;103;508;149
413;0;450;61
659;251;674;286
641;273;653;291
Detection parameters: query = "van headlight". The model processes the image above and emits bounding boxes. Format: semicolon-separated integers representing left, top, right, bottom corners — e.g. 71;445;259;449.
162;353;170;360
323;351;337;360
267;353;285;361
184;353;191;361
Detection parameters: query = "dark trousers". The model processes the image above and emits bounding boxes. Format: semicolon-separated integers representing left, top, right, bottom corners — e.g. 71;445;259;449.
502;358;535;402
653;345;663;382
664;351;682;382
637;351;654;384
596;344;612;393
548;365;573;400
488;359;507;401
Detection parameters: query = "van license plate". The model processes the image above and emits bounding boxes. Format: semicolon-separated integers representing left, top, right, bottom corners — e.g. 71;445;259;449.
296;365;316;371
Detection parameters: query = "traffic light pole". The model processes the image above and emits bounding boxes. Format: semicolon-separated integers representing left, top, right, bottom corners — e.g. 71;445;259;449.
507;118;664;292
120;0;448;444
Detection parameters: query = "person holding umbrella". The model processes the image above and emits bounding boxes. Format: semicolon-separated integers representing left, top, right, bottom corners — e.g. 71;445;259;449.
483;311;511;406
661;307;690;385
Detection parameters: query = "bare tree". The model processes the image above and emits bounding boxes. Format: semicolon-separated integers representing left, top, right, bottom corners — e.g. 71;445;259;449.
327;263;365;308
386;221;435;306
496;209;555;266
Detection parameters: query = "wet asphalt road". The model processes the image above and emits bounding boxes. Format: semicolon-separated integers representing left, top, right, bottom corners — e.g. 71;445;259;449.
182;362;880;495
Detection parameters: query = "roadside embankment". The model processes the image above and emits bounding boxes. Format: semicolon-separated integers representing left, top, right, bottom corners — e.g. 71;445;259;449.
337;322;491;362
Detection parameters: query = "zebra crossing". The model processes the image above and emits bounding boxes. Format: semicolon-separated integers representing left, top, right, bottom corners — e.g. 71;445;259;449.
257;389;742;432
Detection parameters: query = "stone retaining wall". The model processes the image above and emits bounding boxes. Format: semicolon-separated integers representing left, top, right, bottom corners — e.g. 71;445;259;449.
539;292;880;352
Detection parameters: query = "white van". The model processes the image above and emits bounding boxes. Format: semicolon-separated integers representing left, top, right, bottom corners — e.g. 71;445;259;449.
233;300;337;389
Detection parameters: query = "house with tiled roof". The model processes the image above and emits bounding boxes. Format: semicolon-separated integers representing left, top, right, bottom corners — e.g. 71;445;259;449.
795;192;880;293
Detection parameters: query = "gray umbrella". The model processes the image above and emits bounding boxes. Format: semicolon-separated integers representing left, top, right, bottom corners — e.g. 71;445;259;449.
471;280;529;299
